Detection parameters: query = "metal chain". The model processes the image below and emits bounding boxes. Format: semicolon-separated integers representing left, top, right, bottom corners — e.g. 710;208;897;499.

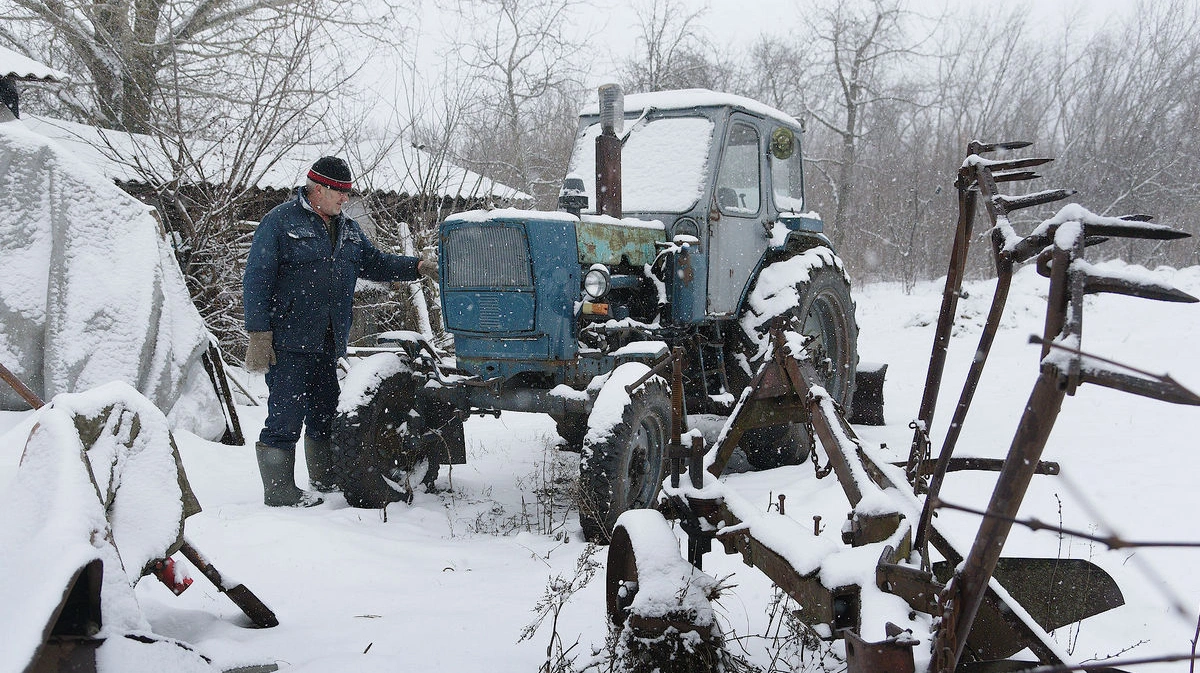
806;400;833;479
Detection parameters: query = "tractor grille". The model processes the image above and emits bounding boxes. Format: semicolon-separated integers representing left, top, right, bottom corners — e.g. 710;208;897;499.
445;225;532;288
476;295;503;330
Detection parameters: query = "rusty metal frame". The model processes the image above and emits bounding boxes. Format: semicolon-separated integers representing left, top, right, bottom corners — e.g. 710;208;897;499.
637;139;1197;672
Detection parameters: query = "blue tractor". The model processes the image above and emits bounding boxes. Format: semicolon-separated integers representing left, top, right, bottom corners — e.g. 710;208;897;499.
331;86;870;541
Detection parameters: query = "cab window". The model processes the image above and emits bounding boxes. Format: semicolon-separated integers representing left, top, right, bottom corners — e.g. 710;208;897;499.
770;129;805;213
714;122;761;216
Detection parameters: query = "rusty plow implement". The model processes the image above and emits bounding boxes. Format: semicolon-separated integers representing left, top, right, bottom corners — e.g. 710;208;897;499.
603;141;1199;673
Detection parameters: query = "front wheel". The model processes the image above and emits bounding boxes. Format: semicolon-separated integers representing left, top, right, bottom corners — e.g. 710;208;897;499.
578;364;672;543
729;250;859;470
332;353;439;508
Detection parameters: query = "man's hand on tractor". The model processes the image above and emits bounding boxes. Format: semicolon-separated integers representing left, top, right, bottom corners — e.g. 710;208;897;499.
418;247;439;281
246;331;276;373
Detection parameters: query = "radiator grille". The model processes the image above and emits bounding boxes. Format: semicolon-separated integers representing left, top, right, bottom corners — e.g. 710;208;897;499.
445;226;532;288
476;295;502;330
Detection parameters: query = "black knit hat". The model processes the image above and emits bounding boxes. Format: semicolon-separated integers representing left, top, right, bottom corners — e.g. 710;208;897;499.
308;156;353;192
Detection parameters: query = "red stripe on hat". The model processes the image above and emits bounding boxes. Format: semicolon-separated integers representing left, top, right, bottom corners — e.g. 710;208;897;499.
308;168;352;191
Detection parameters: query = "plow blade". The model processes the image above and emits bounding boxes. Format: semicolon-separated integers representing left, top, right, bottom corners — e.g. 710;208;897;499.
934;557;1123;658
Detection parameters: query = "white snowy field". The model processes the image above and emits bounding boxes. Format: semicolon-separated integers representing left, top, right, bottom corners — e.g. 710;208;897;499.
3;261;1200;672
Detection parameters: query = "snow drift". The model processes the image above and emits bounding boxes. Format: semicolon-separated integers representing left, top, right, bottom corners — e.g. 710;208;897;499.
0;117;224;439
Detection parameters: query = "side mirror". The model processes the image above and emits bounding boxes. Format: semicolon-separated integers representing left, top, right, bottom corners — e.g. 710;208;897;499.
559;175;588;216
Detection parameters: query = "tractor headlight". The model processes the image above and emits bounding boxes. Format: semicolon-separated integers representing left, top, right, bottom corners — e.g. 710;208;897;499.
583;266;611;300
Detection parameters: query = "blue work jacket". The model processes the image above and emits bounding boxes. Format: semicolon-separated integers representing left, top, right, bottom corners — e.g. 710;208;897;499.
243;188;419;356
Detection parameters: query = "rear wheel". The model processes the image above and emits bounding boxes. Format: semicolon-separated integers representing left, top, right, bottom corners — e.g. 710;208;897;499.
332;355;440;508
579;366;671;543
729;253;859;470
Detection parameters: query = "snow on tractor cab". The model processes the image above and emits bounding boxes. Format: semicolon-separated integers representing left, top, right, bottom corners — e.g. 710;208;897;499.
330;85;883;541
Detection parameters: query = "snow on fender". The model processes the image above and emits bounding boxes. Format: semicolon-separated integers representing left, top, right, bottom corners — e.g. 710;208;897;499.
578;362;673;542
337;352;412;414
607;509;726;670
582;362;652;446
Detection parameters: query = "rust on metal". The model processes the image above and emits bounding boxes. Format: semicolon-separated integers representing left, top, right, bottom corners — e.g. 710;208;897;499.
595;133;622;219
1;360;44;410
179;541;279;628
844;626;916;673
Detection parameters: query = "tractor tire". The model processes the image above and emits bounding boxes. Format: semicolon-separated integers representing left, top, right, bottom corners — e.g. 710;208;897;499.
730;252;859;470
578;368;672;543
332;355;439;508
552;412;588;452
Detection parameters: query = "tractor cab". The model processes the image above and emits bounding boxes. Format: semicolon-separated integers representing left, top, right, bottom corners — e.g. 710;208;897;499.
566;88;825;324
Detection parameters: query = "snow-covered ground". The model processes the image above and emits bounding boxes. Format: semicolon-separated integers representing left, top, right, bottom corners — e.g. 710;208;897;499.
3;261;1200;671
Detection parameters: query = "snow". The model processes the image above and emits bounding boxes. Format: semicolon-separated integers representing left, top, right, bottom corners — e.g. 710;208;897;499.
568;115;714;214
582;362;656;446
578;89;801;129
0;382;208;673
612;509;716;627
0;44;68;81
20;114;530;201
740;246;848;360
335;352;411;414
448;207;579;224
0;118;223;439
3;252;1200;670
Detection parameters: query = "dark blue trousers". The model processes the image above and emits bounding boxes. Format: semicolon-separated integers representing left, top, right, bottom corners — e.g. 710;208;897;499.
259;347;340;451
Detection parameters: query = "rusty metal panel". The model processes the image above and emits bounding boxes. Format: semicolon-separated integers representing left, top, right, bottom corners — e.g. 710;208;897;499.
844;628;916;673
575;218;664;267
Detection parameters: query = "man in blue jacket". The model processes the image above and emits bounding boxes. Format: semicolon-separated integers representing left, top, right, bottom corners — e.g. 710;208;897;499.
243;156;437;507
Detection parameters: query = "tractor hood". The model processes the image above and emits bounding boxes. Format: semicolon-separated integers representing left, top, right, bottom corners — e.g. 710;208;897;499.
575;214;665;268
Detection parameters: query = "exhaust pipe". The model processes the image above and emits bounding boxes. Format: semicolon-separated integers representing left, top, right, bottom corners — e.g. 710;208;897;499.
595;83;623;219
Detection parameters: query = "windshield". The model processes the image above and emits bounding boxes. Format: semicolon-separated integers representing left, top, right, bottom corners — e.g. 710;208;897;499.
566;115;715;214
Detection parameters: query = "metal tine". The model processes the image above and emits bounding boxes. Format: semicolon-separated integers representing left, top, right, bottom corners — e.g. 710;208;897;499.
1082;274;1199;303
1031;335;1200;406
968;140;1033;154
992;170;1040;183
1084;220;1189;241
1082;365;1200;406
993;189;1076;213
1015;223;1186;265
974;156;1054;172
1032;249;1199;305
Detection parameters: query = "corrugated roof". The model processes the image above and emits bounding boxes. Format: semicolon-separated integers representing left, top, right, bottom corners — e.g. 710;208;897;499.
20;115;530;201
0;45;68;81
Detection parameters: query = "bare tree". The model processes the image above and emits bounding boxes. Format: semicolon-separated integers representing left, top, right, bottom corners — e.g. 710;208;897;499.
799;0;926;249
619;0;735;93
1049;0;1200;267
739;34;813;115
0;0;393;133
445;0;587;207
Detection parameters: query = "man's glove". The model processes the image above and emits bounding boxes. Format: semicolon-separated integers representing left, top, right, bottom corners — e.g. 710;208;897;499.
245;331;276;373
419;247;439;281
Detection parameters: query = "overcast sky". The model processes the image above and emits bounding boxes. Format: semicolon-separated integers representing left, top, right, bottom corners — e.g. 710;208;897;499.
360;0;1138;129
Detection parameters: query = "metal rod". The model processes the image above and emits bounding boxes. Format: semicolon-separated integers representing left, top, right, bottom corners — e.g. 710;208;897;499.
933;498;1200;549
935;369;1068;672
915;230;1015;562
907;161;978;480
0;361;44;409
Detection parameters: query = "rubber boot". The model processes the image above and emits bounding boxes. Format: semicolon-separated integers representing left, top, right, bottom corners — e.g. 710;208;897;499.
304;435;338;492
256;443;324;507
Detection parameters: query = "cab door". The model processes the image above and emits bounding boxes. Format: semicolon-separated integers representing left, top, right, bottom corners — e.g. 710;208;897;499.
707;115;766;316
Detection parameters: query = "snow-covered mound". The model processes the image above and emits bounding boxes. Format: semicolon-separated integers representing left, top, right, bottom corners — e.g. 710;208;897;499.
0;118;222;439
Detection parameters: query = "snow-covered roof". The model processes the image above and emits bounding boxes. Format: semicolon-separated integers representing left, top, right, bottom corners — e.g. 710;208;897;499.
580;88;801;128
19;114;530;201
0;45;68;82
